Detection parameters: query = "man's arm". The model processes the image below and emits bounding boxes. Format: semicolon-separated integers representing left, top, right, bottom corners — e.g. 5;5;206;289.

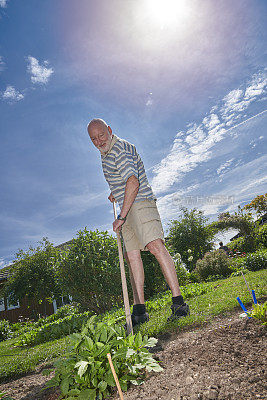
113;175;139;232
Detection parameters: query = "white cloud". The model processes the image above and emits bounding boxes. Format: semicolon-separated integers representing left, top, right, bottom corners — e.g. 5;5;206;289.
0;258;6;268
2;85;24;102
151;70;267;194
217;158;234;175
0;56;5;72
27;56;54;84
47;188;108;221
0;0;8;8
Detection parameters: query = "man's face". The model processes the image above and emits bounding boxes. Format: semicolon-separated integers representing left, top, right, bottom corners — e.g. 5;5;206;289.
88;123;113;153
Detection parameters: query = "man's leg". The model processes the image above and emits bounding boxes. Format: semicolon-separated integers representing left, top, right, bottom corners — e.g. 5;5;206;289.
124;249;145;305
146;238;189;320
123;249;149;326
146;238;181;296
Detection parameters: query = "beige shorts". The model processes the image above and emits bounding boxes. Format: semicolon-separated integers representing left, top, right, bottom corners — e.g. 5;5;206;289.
121;199;165;252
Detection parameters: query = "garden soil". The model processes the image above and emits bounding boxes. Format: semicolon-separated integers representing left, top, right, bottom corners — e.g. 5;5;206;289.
0;309;266;400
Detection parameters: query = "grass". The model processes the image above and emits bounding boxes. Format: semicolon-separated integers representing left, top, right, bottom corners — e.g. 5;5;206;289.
0;269;266;383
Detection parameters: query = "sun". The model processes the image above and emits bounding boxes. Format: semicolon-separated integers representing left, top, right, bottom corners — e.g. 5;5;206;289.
143;0;191;28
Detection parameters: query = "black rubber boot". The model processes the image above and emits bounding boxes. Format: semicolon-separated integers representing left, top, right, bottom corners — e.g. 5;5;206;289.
167;303;190;322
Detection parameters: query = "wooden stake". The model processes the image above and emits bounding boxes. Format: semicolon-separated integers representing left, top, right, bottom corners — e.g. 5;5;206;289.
107;353;124;400
113;201;133;336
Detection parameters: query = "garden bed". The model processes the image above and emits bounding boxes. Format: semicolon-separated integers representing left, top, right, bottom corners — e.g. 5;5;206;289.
0;307;266;400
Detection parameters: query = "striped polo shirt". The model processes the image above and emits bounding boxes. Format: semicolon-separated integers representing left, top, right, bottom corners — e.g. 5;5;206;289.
101;134;156;209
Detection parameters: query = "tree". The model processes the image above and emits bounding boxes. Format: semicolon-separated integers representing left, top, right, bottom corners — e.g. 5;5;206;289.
211;208;258;252
167;208;215;271
243;193;267;217
57;228;123;314
4;238;62;317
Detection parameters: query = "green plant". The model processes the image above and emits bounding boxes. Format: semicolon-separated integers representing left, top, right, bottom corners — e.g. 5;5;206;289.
257;224;267;248
242;249;267;272
0;321;11;343
46;316;162;399
35;304;80;328
4;238;63;318
16;311;93;347
141;251;169;297
227;236;255;254
248;301;267;325
57;229;124;314
167;208;215;271
194;250;232;280
243;193;267;217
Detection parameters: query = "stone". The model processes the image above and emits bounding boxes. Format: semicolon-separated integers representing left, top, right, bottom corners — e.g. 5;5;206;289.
203;388;219;400
186;376;194;385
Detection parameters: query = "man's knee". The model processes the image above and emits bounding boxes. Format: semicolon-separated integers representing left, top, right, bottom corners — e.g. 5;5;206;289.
146;238;165;256
126;249;142;263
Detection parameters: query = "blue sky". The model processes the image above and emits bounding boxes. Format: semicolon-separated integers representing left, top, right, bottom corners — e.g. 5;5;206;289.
0;0;266;267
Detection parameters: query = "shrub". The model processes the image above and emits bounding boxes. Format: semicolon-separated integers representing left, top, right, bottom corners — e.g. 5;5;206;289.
58;229;123;314
0;320;11;342
167;208;214;271
46;316;162;399
241;249;267;272
257;224;267;248
227;236;256;253
141;252;168;297
194;250;232;281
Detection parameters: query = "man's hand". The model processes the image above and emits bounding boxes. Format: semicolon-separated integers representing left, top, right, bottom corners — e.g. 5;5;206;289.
113;218;124;233
108;193;115;202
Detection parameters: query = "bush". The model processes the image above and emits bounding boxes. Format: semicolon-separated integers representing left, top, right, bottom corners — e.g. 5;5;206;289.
194;250;232;281
58;228;123;314
0;320;11;342
241;249;267;272
46;316;162;399
227;236;256;253
257;224;267;248
141;252;168;297
167;208;214;271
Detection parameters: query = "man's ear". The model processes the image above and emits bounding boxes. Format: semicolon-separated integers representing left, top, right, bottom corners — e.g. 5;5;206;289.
108;126;113;135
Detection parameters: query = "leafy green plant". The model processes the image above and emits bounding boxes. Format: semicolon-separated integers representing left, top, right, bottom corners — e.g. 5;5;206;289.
243;249;267;272
227;236;256;254
35;304;80;328
57;229;123;314
194;250;232;281
16;311;93;347
256;224;267;248
167;208;215;271
46;316;162;399
248;301;267;325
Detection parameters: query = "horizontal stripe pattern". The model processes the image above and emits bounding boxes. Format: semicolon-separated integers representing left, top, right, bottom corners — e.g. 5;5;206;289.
101;136;156;209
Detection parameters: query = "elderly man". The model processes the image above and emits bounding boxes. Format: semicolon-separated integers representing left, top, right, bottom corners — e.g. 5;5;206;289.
87;118;189;326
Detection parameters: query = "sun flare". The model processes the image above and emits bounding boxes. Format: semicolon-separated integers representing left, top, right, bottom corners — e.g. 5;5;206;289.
143;0;191;27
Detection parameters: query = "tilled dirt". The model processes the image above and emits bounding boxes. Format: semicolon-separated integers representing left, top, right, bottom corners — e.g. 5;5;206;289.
0;310;266;400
